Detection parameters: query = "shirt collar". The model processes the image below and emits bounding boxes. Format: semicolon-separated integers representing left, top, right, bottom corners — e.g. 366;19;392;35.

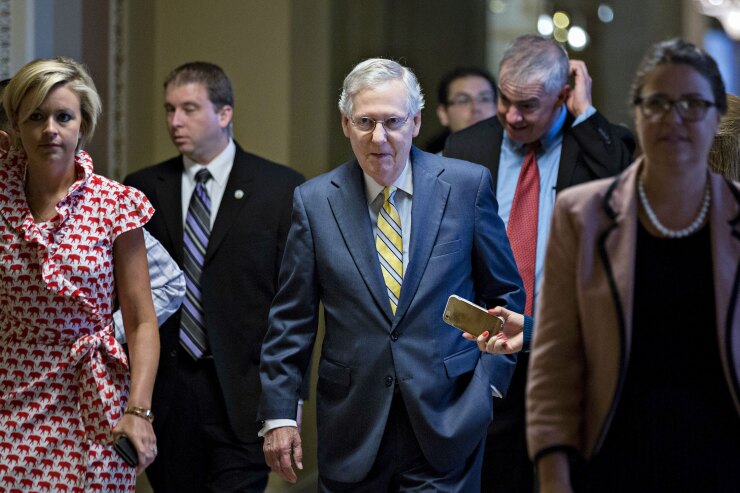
183;139;235;188
541;104;566;150
363;157;414;205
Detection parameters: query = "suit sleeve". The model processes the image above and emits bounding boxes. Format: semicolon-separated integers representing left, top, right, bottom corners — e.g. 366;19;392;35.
274;173;313;402
258;186;320;420
570;111;635;178
472;167;526;395
443;124;492;166
526;193;586;461
472;167;525;312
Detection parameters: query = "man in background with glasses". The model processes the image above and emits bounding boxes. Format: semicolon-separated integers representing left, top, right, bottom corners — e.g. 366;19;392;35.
445;34;635;493
427;67;497;154
259;57;524;492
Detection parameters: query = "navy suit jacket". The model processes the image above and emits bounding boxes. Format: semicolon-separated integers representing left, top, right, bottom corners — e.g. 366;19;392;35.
125;143;304;443
258;146;525;482
444;111;635;193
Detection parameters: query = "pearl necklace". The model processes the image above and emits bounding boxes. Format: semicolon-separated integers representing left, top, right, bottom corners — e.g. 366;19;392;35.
637;171;711;239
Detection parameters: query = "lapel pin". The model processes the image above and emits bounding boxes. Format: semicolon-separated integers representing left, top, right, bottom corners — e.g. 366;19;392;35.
234;189;244;199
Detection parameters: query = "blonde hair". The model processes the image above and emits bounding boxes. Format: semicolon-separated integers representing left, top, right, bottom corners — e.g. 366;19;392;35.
3;57;101;149
709;94;740;181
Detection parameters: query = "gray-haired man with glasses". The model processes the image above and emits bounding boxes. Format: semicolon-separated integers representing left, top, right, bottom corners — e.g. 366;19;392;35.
444;34;635;493
259;57;524;492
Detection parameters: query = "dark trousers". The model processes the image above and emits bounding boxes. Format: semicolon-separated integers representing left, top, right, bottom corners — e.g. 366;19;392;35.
146;350;269;493
482;354;535;493
319;391;485;493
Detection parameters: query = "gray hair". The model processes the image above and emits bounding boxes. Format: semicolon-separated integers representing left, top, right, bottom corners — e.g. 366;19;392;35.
338;58;425;118
499;35;569;95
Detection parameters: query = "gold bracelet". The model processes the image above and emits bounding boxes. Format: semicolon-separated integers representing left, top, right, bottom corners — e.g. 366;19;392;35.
124;406;154;423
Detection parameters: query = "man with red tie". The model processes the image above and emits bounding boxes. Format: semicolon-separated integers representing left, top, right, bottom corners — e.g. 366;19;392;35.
444;34;635;493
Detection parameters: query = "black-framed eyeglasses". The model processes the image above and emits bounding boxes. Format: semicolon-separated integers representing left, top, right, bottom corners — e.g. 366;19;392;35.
350;115;410;133
634;95;716;122
446;92;496;107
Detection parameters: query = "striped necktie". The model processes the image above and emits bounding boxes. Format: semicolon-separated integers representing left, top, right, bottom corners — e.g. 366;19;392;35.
180;168;212;359
376;186;403;315
507;142;539;316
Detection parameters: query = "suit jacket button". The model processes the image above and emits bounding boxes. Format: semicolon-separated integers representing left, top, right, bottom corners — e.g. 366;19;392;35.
385;376;394;387
390;330;399;341
170;350;177;358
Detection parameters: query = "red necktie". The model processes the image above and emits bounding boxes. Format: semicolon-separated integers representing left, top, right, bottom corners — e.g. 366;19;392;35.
507;143;539;316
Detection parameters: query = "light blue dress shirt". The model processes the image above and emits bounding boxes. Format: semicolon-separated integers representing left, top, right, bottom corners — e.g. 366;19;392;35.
496;105;595;307
113;228;185;344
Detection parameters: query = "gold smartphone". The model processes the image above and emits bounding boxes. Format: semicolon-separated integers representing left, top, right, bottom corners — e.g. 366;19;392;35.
442;295;503;337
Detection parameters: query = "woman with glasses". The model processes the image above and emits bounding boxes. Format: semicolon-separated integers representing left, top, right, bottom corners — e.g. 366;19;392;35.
526;39;740;492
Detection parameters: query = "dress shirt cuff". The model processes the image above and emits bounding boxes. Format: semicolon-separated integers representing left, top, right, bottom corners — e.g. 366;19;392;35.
490;385;503;398
571;105;596;126
258;419;298;437
522;314;535;352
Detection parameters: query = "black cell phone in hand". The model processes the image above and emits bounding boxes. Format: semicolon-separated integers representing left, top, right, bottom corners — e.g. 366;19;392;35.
114;436;139;467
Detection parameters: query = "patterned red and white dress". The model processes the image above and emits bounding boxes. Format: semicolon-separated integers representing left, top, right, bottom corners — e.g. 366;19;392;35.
0;149;154;492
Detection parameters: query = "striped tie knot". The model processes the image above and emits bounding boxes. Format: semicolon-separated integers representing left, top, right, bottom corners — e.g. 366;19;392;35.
195;168;212;184
384;185;395;203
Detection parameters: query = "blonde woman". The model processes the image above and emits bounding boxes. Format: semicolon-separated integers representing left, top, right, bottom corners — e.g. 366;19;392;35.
0;57;159;490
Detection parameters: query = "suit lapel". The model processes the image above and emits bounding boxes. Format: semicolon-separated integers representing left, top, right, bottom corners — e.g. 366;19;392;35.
155;159;185;265
486;119;504;191
710;174;740;329
394;148;449;325
599;163;639;356
709;174;740;413
556;113;578;192
327;161;392;321
205;146;253;266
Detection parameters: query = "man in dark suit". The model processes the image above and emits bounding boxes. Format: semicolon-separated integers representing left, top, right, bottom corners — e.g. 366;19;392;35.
258;58;525;492
444;35;635;493
125;62;304;492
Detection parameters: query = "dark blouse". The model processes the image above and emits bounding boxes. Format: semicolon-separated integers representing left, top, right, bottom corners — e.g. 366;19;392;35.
582;223;740;492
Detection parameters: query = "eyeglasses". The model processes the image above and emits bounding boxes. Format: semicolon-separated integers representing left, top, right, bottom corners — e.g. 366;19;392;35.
447;92;496;107
350;115;410;133
634;95;716;122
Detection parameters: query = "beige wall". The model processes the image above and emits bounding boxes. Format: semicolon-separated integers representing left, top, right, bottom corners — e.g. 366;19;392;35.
126;0;299;172
124;0;490;179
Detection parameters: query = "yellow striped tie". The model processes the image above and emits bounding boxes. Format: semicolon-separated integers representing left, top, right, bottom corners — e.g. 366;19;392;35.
376;186;403;314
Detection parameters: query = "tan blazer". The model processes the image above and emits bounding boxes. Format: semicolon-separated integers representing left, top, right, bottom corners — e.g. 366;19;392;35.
526;160;740;462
